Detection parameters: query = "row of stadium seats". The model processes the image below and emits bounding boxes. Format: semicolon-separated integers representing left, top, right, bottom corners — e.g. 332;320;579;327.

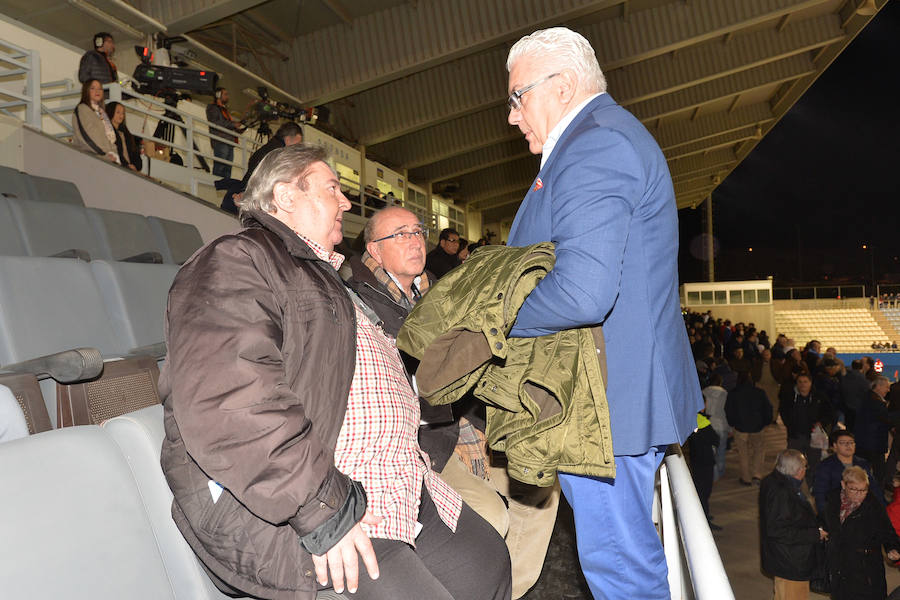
0;165;85;206
0;195;203;264
0;169;352;598
774;309;890;353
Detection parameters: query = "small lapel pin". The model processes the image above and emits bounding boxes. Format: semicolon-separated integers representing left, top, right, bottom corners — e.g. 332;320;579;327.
532;178;543;191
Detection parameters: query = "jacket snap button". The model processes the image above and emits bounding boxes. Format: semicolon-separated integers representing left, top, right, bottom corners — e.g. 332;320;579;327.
319;501;327;509
537;472;544;479
304;570;313;578
523;467;529;474
497;293;503;299
491;385;497;392
495;342;503;350
490;328;498;336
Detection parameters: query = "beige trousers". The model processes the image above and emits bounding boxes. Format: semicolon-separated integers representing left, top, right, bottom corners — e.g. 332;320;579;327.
440;453;560;599
734;430;767;481
773;576;809;600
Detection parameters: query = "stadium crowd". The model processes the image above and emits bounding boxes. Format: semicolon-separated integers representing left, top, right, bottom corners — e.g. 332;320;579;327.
683;308;900;599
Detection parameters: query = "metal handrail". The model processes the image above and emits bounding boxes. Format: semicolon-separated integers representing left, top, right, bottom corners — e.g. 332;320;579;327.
656;448;735;600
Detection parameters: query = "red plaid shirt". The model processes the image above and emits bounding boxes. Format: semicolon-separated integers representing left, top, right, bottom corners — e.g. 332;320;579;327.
301;237;461;544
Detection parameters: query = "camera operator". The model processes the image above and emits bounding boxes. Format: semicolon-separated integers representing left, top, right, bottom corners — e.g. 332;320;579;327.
78;32;117;84
219;121;303;215
206;87;245;179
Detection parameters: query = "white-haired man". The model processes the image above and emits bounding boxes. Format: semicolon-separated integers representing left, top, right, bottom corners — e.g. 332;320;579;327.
503;27;703;598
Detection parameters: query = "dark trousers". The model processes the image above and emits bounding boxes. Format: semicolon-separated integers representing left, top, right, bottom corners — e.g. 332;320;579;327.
348;487;511;600
211;141;233;179
858;449;886;486
692;463;714;518
788;436;820;489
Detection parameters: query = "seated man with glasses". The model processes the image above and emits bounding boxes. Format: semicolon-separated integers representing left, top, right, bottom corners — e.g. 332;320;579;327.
813;430;883;514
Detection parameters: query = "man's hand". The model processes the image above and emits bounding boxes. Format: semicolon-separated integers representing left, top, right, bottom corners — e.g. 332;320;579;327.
312;510;382;594
818;527;828;541
888;549;900;562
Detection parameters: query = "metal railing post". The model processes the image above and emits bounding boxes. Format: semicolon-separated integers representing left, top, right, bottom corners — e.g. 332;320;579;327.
25;48;40;128
185;114;197;196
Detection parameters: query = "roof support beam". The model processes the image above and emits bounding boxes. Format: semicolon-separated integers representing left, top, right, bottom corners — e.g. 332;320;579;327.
409;139;533;184
160;0;270;36
353;8;839;147
655;102;773;151
264;0;622;106
669;148;736;179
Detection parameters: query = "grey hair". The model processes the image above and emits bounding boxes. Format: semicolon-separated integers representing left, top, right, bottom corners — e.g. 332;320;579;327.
506;27;606;94
363;206;417;243
774;449;807;477
237;143;330;215
873;375;891;389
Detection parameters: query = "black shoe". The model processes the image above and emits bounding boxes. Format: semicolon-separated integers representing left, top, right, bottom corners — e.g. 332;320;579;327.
739;479;753;486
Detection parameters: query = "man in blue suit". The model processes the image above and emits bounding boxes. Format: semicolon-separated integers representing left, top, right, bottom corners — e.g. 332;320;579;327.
504;28;703;599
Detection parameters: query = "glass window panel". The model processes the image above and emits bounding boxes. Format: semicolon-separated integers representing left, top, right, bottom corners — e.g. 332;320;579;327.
687;291;700;304
743;289;757;304
757;289;771;303
700;291;713;304
729;290;742;304
714;290;727;304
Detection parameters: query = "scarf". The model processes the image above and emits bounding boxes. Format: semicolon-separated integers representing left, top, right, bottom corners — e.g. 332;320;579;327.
839;488;864;523
361;251;430;309
92;101;119;156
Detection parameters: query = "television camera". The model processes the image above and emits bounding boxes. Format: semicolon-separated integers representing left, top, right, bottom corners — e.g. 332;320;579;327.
241;87;318;141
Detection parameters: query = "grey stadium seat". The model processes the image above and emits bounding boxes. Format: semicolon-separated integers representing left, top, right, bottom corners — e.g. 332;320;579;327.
28;174;85;206
0;384;29;443
101;405;347;600
86;208;166;263
0;256;124;365
0;165;36;202
148;215;204;264
0;426;185;599
90;260;179;352
6;197;109;261
0;197;26;256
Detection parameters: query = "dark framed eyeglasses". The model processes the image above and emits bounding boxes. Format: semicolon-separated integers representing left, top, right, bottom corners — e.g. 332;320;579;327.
371;227;429;243
507;73;560;111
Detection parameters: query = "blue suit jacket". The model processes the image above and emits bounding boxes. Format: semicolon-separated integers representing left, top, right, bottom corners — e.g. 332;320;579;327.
508;94;703;455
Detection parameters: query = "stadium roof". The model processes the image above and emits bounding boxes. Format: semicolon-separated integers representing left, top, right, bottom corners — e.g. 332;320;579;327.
4;0;887;221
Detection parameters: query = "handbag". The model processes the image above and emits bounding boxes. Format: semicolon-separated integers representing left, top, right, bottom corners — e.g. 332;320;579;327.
809;537;832;594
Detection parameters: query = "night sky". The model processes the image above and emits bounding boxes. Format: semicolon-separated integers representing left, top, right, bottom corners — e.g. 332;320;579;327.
678;0;900;288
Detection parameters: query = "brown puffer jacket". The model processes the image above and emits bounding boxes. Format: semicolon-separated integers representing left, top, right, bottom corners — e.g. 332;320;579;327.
160;210;366;599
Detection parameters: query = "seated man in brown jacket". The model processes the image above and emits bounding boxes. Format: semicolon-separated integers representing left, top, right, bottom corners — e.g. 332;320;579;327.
160;144;510;600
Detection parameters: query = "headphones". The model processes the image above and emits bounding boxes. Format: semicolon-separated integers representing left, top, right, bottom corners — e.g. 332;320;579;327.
215;89;223;100
93;33;110;49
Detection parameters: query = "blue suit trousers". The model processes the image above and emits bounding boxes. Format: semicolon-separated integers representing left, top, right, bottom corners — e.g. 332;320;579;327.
559;449;669;600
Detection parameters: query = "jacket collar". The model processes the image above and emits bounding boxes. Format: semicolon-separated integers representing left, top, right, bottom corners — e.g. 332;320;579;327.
538;93;617;177
240;209;321;261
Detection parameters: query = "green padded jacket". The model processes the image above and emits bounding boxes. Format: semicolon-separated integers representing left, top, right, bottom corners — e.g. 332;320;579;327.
396;243;614;486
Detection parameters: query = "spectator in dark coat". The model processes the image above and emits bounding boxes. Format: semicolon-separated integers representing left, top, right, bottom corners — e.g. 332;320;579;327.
78;32;117;84
687;413;720;528
813;430;882;515
728;347;753;377
424;228;461;279
821;466;900;600
815;357;844;427
842;359;872;433
780;373;833;487
760;449;825;599
726;371;772;485
856;376;894;485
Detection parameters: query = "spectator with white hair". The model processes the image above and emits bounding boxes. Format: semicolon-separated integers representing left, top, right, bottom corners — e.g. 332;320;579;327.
759;449;825;599
501;25;701;598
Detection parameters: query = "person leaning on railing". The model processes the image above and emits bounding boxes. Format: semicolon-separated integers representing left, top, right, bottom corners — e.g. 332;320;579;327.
71;79;119;164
